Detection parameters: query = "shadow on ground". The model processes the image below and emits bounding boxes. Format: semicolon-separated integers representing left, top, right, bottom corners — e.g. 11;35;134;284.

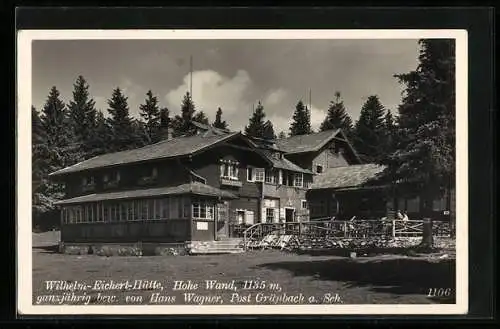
255;257;455;303
33;244;59;254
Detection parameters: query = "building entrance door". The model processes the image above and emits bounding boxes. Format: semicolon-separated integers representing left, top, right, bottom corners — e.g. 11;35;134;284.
285;208;295;223
216;202;228;240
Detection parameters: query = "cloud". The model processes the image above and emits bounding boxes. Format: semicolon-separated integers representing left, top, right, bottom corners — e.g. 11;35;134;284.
164;69;327;134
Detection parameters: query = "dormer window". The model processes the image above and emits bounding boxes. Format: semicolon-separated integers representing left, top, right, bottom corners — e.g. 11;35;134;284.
220;159;239;180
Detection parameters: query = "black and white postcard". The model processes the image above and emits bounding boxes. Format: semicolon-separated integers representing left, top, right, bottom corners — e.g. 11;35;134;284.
17;29;468;315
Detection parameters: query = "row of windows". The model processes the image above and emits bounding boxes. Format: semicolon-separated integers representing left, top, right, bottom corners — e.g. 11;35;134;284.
81;168;158;188
61;197;216;224
246;167;310;188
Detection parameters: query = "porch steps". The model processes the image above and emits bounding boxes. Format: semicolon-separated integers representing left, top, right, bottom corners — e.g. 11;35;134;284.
189;238;244;255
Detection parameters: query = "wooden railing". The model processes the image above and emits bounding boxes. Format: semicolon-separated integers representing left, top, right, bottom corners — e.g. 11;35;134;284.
242;219;451;250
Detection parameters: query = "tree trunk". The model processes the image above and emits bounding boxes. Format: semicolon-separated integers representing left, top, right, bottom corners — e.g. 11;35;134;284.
418;189;434;250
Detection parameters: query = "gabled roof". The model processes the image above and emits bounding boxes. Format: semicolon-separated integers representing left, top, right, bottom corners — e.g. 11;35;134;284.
275;129;341;154
261;150;313;174
49;132;241;177
311;164;386;190
53;182;237;205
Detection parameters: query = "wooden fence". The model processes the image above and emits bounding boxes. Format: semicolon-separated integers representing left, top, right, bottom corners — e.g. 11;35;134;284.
242;219;452;248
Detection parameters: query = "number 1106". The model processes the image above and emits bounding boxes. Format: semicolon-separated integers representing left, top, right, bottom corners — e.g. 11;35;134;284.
427;288;453;297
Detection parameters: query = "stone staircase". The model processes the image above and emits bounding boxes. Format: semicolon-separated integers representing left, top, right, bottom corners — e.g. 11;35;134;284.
188;238;244;255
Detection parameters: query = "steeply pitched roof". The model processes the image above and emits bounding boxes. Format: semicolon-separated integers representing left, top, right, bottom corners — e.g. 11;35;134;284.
53;182;237;205
261;151;313;174
49;132;240;176
275;129;340;154
311;164;386;190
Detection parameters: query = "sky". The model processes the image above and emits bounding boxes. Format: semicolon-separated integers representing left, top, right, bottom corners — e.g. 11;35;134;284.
32;39;420;134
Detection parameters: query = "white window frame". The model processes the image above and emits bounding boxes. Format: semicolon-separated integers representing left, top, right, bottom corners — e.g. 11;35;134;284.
247;167;254;182
192;199;215;220
301;200;308;210
316;164;324;174
293;173;304;188
254;168;265;182
265;169;273;184
220;162;239;180
265;208;275;223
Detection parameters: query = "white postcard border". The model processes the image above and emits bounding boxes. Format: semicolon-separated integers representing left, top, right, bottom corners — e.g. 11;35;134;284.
17;29;468;315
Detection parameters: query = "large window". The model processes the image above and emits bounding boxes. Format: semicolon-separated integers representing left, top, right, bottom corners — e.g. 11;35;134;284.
220;160;239;180
265;169;278;184
192;200;215;220
293;173;304;188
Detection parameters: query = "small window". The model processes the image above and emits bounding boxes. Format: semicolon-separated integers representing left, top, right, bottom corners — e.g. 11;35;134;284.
316;165;323;174
254;168;265;182
116;171;121;182
247;167;254;182
152;167;158;178
103;174;109;182
301;200;308;210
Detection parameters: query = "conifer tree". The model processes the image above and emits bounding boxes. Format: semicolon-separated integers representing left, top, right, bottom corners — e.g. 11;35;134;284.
171;91;196;137
89;110;111;155
278;131;287;139
106;87;138;152
383;109;398;155
352;95;387;162
386;39;456;247
244;101;267;138
213;107;228;130
262;120;276;140
67;76;97;150
193;111;210;125
40;86;69;151
139;90;161;144
289;100;312;136
320;92;354;135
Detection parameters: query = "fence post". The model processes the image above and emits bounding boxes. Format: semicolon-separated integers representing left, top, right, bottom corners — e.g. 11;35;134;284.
243;230;247;251
392;220;396;238
343;222;347;237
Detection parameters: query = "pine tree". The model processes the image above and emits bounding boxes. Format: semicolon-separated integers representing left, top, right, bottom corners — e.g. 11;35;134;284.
244;101;267;138
352;95;387;162
383;109;398;155
278;131;287;139
139;90;161;144
67;76;97;151
193;111;209;125
159;107;170;140
262;120;276;140
90;110;111;155
386;39;455;247
320;92;354;135
289;100;312;136
106;87;139;152
213;107;228;130
171;91;196;137
35;88;71;229
40;86;69;150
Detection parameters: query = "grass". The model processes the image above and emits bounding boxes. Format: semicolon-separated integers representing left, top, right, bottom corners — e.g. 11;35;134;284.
31;231;456;305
